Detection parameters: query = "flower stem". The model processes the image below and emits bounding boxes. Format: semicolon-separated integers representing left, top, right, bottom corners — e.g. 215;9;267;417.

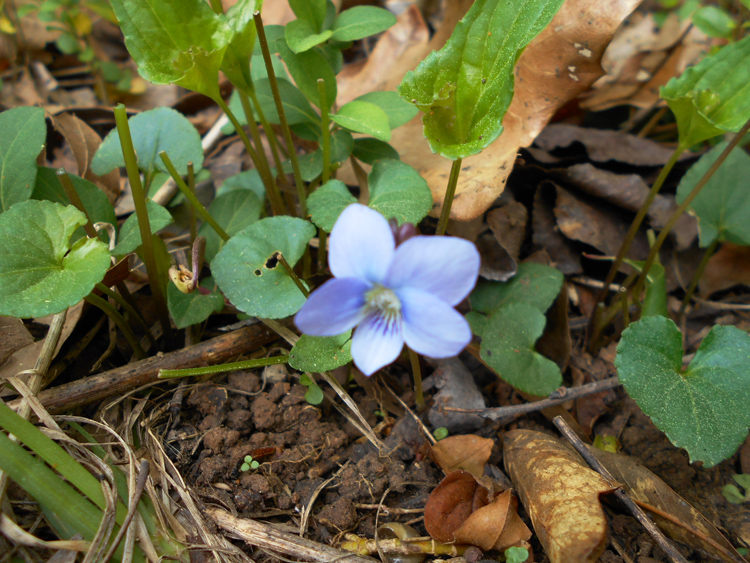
248;89;284;172
95;282;156;348
85;293;146;359
159;151;230;242
277;252;310;298
436;158;462;236
318;78;332;184
216;95;285;216
678;238;718;320
632;117;750;299
318;229;328;273
254;11;307;218
408;347;425;411
159;355;289;379
113;104;173;346
593;144;684;312
56;169;98;238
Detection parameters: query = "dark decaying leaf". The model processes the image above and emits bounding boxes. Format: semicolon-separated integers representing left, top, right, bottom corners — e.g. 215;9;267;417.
486;200;528;262
476;233;517;282
426;359;487;435
532;186;582;275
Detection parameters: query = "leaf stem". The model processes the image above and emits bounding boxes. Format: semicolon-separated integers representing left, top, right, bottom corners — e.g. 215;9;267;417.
436;158;462;236
95;282;156;347
678;238;718;321
56;169;98;238
85;292;147;359
408;347;425;411
632;117;750;298
248;89;284;172
318;79;332;184
318;229;328;273
216;95;285;215
276;252;310;298
159;355;288;379
594;145;685;311
187;162;197;246
113;104;173;346
159;151;230;242
254;11;307;218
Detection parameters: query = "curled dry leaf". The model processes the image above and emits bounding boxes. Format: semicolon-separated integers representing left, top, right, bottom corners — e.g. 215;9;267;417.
587;445;746;563
504;429;615;563
429;434;494;479
424;470;531;552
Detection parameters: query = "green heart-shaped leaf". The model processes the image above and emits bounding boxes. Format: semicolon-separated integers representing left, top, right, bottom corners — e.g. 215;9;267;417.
368;158;432;225
307;180;357;232
691;6;735;39
355;91;419;130
212;217;316;318
221;0;259;93
0;200;110;317
615;316;750;467
289;331;353;372
93;107;203;178
277;39;336;110
200;189;262;263
167;278;224;329
296;130;353;182
330;100;391;141
397;0;564;159
108;0;232;99
352;138;400;165
113;199;173;256
470;263;563;315
285;18;332;53
661;35;750;147
289;0;329;32
480;301;562;396
676;142;750;247
330;6;396;41
219;169;266;201
0;106;46;212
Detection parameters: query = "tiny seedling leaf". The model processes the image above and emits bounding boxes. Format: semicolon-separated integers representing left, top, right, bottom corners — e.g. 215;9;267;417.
368;158;432;224
397;0;564;159
0;200;110;317
113;199;173;256
299;374;325;405
108;0;232;99
330;100;391;141
355;91;419;130
615;316;750;467
290;331;353;372
330;6;397;42
480;301;562;396
167;278;224;329
212;217;315;318
352;138;400;165
93;107;203;178
661;35;750;147
676;142;750;247
0;106;46;213
277;39;337;110
307;180;357;232
199;189;262;263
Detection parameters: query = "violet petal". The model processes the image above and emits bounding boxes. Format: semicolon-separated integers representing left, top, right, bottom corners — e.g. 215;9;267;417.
328;204;395;284
351;310;404;376
385;236;480;306
295;277;370;336
399;288;472;358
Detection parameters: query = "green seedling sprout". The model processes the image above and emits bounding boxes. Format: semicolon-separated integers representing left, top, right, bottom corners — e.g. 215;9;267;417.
240;455;260;471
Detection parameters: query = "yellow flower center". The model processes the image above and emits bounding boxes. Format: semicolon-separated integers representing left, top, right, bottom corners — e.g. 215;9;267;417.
365;285;401;320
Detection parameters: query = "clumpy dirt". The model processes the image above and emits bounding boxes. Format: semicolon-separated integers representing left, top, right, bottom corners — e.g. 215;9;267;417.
166;362;750;563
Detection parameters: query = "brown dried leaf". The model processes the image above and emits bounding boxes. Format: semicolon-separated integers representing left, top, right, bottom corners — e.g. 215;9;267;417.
430;435;494;479
699;243;750;297
453;489;532;551
487;200;528;261
588;445;746;563
424;470;490;543
504;429;614;563
50;112;121;204
0;318;34;368
476;233;517;282
532;186;582;275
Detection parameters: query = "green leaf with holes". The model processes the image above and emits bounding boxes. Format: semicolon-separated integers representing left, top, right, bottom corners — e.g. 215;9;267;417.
0;200;111;317
397;0;564;159
330;100;391;142
108;0;232;99
661;35;750;147
212;217;316;318
289;331;353;372
200;189;263;263
113;199;173;256
32;167;116;244
368;159;432;225
308;180;357;232
0;106;46;213
676;142;750;247
167;278;225;329
480;301;562;396
615;316;750;467
93;107;203;178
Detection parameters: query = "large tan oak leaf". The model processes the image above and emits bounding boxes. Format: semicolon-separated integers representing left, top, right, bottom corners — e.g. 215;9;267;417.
338;0;642;221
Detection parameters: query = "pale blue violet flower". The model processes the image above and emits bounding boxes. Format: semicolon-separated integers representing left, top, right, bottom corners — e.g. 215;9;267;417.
295;204;480;376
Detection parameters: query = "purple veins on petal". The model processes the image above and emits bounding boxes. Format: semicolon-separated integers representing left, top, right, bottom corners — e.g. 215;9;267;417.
350;309;404;376
398;287;472;359
294;277;370;336
385;236;480;306
328;204;395;283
